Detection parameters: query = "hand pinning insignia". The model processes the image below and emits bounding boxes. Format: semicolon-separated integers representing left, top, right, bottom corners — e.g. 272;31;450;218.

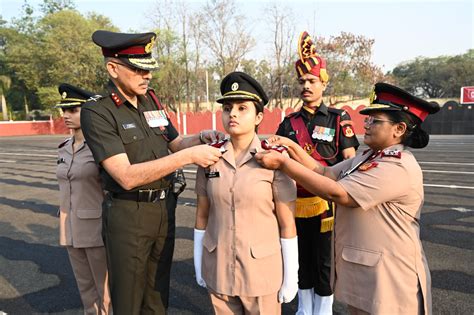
261;139;288;153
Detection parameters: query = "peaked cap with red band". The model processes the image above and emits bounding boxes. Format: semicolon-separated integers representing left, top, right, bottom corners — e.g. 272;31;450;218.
360;82;440;121
92;30;159;71
295;31;329;82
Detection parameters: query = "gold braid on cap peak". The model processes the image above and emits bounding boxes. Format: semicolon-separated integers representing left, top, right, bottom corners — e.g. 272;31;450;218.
297;31;329;82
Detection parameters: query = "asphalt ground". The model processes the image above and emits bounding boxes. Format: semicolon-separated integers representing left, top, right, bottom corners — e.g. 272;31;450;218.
0;135;473;314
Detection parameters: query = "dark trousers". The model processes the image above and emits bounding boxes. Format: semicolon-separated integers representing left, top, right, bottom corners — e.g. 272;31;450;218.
296;215;333;296
102;193;176;315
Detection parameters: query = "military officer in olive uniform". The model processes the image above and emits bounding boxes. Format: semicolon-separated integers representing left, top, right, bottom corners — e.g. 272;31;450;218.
56;83;111;314
275;31;359;314
80;30;224;314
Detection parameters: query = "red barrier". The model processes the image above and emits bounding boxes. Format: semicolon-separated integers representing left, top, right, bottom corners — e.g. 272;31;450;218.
0;105;368;137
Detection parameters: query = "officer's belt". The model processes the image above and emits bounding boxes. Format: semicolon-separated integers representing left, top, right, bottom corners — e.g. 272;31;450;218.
295;196;330;218
111;188;168;203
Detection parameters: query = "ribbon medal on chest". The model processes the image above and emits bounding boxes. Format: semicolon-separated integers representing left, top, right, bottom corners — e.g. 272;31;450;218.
143;110;169;128
312;125;335;142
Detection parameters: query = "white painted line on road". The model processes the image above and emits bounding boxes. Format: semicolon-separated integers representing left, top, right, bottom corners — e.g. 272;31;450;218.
423;170;474;174
4;149;56;153
0;159;16;163
424;184;474;190
420;150;473;153
0;152;56;158
419;162;474;166
451;207;473;212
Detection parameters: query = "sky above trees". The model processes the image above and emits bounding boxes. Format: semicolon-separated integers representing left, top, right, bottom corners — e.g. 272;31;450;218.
3;0;472;71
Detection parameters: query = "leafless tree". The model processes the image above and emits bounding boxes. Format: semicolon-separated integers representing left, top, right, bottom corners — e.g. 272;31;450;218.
265;3;296;109
200;0;255;77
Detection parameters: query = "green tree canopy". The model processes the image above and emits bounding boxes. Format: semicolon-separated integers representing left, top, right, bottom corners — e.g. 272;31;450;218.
389;50;474;98
1;7;117;114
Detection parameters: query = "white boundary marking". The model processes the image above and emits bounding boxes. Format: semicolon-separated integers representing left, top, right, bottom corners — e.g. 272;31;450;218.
419;162;474;166
423;170;474;174
424;184;474;190
451;207;473;212
0;152;57;157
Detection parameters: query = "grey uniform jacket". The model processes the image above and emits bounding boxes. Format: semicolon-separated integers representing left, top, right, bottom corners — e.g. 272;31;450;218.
56;139;104;248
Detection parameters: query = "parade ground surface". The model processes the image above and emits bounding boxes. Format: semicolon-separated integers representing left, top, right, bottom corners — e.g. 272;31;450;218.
0;135;472;314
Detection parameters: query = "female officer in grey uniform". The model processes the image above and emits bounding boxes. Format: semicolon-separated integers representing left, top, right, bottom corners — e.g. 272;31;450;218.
56;84;111;315
256;82;439;314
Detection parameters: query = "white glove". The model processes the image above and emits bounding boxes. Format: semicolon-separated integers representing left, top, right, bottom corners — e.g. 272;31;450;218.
278;236;299;303
193;229;207;288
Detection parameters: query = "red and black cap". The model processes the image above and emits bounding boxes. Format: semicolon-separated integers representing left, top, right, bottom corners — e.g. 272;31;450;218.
55;83;98;108
295;31;329;82
360;82;440;121
92;30;159;71
216;72;268;106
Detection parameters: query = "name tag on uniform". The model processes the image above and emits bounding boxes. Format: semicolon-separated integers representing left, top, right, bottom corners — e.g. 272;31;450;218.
144;110;169;128
122;122;136;129
205;170;220;178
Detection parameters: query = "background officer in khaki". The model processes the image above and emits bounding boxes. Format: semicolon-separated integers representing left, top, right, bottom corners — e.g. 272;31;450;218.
80;30;223;314
194;72;298;314
256;82;438;314
56;83;111;314
275;31;359;315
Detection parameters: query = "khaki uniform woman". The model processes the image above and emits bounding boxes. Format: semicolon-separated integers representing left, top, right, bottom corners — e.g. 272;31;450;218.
256;83;439;314
56;84;111;314
194;72;299;314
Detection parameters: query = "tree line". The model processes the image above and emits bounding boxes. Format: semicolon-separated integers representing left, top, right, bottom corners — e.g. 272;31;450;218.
0;0;472;120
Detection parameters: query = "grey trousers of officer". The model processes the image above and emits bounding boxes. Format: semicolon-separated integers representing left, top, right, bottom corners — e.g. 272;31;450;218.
102;194;171;315
67;246;112;315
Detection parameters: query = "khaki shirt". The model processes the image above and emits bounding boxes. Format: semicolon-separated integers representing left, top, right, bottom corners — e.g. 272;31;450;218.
195;135;296;297
330;144;432;314
56;139;104;248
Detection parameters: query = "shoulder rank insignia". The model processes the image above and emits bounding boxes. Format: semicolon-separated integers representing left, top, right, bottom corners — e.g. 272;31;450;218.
209;138;229;153
110;92;123;106
261;139;288;153
381;149;402;158
358;161;378;171
58;138;71;148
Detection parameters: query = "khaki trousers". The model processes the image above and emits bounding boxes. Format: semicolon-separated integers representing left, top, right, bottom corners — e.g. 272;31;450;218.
209;291;281;315
67;246;111;315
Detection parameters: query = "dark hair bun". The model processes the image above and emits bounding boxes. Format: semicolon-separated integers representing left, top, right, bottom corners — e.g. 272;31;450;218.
406;127;429;148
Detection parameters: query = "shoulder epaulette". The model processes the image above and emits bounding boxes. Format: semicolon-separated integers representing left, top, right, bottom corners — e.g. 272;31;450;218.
58;137;71;148
340;120;354;126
